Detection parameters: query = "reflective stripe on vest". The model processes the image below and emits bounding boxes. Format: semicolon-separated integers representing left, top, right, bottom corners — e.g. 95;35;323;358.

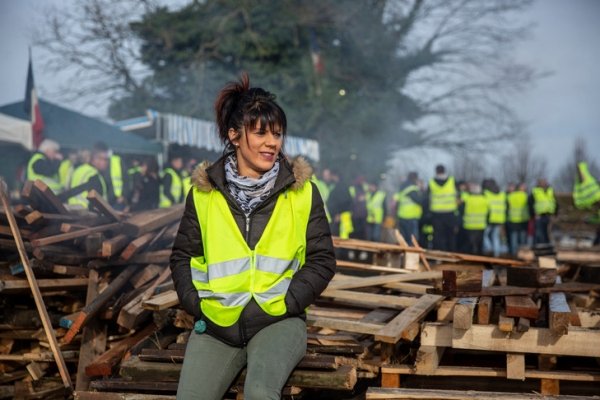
507;191;529;223
191;181;312;327
159;168;183;208
485;191;506;224
574;162;600;209
367;190;386;224
110;155;124;198
463;194;488;230
395;185;422;220
27;153;62;193
429;177;457;213
532;187;556;215
68;164;106;208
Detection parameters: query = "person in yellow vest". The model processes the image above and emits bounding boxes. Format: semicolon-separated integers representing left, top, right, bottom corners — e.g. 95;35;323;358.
58;149;77;191
181;156;198;197
507;182;530;255
311;167;337;223
394;171;423;241
529;178;557;245
62;142;109;209
573;162;600;245
170;74;336;400
483;179;506;257
26;138;63;193
159;151;184;208
460;183;489;255
129;157;160;211
366;180;387;241
106;152;128;211
427;164;459;251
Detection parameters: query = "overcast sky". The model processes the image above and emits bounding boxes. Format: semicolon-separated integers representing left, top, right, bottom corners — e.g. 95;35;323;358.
1;0;599;178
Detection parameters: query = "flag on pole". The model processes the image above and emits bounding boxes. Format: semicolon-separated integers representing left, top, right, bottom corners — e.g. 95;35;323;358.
24;49;45;149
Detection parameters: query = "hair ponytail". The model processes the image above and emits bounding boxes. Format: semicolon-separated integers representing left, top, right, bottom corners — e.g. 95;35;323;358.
213;72;287;149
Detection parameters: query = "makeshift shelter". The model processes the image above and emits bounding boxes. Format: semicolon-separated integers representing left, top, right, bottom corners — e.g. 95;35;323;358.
0;100;161;155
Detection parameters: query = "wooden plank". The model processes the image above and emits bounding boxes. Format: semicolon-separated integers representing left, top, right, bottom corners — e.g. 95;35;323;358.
0;278;88;293
451;324;600;357
101;234;129;258
366;388;596;399
141;290;179;311
63;265;142;344
307;316;384;335
84;323;157;377
75;269;107;391
321;289;417;310
433;282;600;297
122;204;184;236
375;294;443;344
477;296;493;324
498;312;515;332
549;277;570;336
506;353;525;380
0;178;73;391
33;179;69;214
75;392;176;400
87;190;123;222
328;271;441;290
516;317;531;332
120;232;154;261
506;266;557;288
336;259;411;274
437;299;458;322
333;236;422;254
30;222;120;247
505;295;539;319
415;345;445;375
452;297;477;330
539;354;560;395
442;270;482;293
577;308;600;328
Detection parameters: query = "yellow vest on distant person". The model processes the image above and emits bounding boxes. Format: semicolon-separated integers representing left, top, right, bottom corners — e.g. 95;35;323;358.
532;187;556;215
68;164;107;208
507;191;529;223
395;185;422;220
463;194;488;230
429;177;457;213
27;152;62;193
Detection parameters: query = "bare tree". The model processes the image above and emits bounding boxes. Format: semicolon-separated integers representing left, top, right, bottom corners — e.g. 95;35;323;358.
452;149;488;185
554;137;600;192
497;131;548;188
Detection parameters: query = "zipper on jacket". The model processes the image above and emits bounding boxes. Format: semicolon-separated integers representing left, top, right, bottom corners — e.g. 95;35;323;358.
245;215;251;243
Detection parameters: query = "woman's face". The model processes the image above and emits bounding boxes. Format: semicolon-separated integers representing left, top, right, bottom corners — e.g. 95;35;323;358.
230;122;282;178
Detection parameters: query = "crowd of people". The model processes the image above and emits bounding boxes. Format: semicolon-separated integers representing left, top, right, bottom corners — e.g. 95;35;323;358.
24;137;600;258
312;162;600;258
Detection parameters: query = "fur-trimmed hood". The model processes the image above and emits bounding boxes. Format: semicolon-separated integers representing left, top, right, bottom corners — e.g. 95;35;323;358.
191;155;313;193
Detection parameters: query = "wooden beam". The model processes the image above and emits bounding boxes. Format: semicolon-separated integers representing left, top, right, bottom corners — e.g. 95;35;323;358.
415;345;445;375
506;353;525;380
307;316;384;335
321;289;417;310
328;271;441;290
476;296;493;325
506;266;557;287
122;204;184;236
366;388;595;399
375;294;443;344
549;277;571;336
452;297;477;330
142;290;179;311
505;295;539;319
101;234;129;258
87;190;123;222
30;222;120;247
0;278;88;293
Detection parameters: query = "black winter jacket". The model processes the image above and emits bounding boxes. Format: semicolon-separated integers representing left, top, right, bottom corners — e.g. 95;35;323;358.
169;154;336;347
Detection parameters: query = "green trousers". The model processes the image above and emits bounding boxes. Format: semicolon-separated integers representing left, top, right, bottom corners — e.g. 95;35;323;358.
176;317;307;400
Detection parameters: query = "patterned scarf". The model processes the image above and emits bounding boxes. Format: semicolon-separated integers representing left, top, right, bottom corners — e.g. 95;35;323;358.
224;154;280;216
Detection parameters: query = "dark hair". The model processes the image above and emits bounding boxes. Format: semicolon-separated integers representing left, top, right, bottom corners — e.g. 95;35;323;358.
435;164;445;174
214;73;287;151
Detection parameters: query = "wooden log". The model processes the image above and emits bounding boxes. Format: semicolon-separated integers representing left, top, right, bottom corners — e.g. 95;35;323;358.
84;323;157;377
0;178;73;391
63;265;142;344
30;222;120;247
505;295;539;319
375;294;443;344
506;266;557;288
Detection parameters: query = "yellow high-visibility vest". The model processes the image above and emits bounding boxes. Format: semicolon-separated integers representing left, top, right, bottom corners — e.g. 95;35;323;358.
159;167;183;208
26;153;62;193
367;190;386;224
507;191;529;223
395;185;422;220
532;187;556;215
463;193;488;230
68;164;106;208
429;177;457;213
191;181;312;327
485;191;506;224
574;162;600;209
312;175;333;223
110;155;124;198
58;159;73;190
